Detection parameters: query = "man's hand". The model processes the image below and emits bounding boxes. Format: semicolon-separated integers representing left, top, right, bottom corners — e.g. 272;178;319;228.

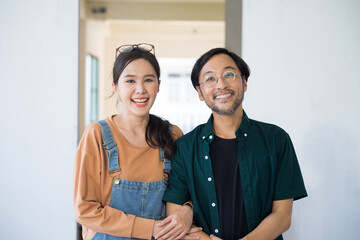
210;234;222;240
155;204;201;240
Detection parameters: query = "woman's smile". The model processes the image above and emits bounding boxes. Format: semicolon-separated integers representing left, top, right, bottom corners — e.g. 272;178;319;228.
131;97;150;107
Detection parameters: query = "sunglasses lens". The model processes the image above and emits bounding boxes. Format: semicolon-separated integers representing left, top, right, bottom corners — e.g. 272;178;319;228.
138;44;153;52
118;45;134;53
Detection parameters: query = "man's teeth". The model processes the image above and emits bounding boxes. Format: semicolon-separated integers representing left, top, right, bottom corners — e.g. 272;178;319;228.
216;93;231;99
132;98;148;103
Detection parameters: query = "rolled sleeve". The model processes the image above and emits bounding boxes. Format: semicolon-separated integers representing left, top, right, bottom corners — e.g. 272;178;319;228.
163;141;190;205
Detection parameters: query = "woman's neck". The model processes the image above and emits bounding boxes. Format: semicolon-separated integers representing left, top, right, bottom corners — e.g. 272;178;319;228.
114;113;150;147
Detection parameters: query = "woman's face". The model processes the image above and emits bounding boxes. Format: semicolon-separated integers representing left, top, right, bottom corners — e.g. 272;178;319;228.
114;58;160;118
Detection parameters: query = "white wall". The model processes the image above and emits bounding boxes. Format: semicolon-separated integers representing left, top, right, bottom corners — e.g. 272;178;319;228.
0;1;78;239
241;0;360;239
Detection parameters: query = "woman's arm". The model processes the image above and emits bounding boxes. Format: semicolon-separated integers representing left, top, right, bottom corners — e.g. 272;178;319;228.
155;202;208;240
73;124;157;240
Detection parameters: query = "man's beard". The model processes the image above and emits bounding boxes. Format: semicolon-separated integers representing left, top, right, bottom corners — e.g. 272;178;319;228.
210;97;242;115
200;88;244;115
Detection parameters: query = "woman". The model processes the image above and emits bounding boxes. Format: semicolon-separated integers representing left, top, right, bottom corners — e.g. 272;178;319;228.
74;43;197;240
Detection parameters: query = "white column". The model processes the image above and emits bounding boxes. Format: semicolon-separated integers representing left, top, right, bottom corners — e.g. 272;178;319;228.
0;0;78;239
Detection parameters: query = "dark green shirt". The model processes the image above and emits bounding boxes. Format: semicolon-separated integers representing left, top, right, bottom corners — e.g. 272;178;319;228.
163;111;307;239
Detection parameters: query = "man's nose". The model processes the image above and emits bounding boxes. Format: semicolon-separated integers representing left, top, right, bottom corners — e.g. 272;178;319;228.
215;76;227;88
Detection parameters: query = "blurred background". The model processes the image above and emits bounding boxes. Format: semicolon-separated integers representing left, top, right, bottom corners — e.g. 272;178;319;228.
0;0;359;239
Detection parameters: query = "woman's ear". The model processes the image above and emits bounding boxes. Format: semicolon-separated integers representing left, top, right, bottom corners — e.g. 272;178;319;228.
112;82;118;94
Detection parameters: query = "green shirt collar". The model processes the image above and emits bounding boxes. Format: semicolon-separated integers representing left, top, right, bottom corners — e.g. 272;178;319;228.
200;110;251;142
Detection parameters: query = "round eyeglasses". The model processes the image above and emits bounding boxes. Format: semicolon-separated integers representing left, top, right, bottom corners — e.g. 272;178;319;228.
115;43;155;58
200;70;241;88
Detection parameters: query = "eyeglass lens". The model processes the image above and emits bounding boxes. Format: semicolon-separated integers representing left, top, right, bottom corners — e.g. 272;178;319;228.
203;71;237;87
118;45;134;53
118;44;153;55
137;44;153;52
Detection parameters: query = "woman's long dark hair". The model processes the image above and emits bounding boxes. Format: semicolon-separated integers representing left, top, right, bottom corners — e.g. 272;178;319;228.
113;48;175;160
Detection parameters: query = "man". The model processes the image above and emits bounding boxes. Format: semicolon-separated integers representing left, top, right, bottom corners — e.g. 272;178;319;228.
162;48;307;240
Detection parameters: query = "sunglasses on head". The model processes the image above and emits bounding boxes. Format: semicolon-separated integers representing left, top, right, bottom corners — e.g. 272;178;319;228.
115;43;155;58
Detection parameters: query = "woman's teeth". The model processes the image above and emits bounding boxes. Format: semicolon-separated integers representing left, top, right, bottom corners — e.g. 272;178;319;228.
132;98;148;103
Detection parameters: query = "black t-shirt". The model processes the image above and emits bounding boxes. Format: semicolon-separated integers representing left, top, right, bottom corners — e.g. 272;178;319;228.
209;135;248;240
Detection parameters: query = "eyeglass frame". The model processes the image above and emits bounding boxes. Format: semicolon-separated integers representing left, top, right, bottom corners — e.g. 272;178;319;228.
199;70;242;88
115;43;155;58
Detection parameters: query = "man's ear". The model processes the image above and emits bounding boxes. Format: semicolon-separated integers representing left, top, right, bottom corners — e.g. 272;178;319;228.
243;77;248;92
196;86;204;101
157;79;161;92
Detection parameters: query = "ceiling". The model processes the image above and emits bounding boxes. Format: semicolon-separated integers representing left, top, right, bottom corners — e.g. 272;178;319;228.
84;0;225;21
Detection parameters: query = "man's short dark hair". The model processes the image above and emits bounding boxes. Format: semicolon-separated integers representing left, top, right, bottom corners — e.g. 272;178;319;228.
190;48;251;89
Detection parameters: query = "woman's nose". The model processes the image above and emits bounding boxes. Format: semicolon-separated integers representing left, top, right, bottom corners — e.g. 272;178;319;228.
135;82;146;93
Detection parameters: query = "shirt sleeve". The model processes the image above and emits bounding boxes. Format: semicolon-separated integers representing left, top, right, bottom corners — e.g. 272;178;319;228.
73;123;155;240
162;139;190;205
273;130;308;201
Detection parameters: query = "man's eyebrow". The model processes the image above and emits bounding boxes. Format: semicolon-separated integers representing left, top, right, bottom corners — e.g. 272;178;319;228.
202;71;213;76
202;66;237;76
224;66;237;70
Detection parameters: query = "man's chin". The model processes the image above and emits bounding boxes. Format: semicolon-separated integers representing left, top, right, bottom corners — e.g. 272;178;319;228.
210;106;237;115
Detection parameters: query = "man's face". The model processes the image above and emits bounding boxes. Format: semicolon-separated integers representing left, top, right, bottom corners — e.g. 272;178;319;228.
196;53;247;116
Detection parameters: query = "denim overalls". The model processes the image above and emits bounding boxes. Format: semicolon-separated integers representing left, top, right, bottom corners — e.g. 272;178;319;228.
92;120;172;240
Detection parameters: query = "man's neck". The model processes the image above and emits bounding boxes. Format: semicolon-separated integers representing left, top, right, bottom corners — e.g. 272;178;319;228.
212;106;243;139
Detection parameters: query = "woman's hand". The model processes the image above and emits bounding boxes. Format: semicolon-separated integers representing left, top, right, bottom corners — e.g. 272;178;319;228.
155;204;201;240
153;220;167;238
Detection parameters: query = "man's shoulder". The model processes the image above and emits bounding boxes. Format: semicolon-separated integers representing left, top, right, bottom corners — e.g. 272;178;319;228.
176;123;207;145
248;117;288;137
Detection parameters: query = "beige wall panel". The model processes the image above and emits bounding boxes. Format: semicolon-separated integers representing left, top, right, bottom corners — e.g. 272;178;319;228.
86;2;224;21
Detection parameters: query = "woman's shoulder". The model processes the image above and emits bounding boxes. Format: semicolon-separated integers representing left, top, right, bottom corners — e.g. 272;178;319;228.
171;124;183;140
84;121;103;137
78;121;104;152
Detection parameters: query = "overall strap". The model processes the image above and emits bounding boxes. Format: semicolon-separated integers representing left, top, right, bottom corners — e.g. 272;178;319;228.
97;120;121;174
162;124;173;176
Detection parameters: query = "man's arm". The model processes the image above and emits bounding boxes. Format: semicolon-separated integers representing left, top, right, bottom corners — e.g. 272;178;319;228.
241;199;293;240
209;199;292;240
155;202;210;240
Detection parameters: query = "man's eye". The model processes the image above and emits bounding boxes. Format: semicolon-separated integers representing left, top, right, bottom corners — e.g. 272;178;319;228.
224;72;235;79
205;76;216;82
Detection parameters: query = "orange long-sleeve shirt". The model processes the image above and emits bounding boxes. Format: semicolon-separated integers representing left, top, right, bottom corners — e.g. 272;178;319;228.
73;116;183;240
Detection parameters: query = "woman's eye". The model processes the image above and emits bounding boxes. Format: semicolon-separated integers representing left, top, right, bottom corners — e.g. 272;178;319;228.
144;78;154;82
126;79;135;83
